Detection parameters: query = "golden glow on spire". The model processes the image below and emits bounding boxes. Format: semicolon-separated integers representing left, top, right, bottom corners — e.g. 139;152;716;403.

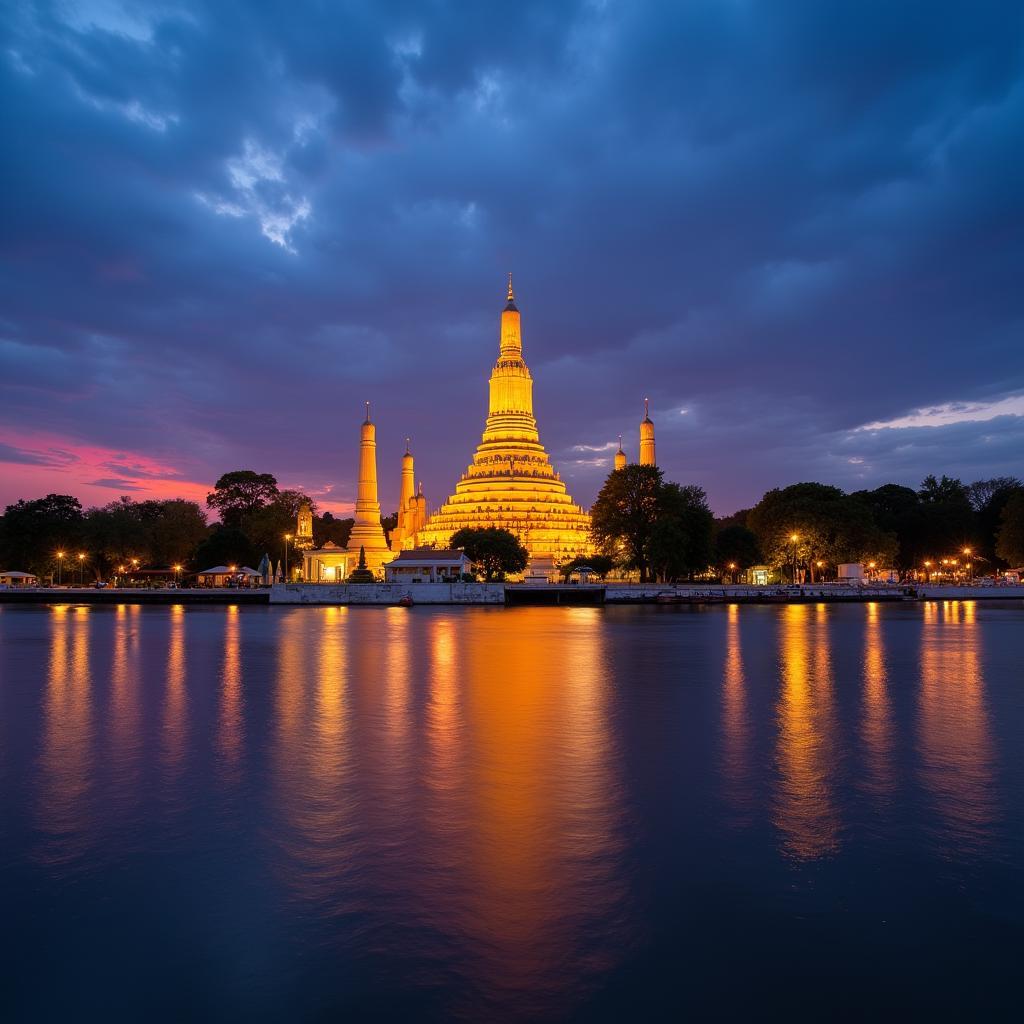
415;282;592;567
640;397;656;466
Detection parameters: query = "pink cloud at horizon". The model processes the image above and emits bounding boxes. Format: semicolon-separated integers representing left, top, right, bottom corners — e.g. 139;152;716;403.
0;430;355;518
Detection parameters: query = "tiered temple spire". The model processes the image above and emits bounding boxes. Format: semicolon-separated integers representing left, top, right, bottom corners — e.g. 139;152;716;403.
414;278;591;570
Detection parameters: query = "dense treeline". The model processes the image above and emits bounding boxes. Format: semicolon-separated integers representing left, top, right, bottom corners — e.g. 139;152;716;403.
0;470;361;581
1;468;1022;583
588;470;1024;582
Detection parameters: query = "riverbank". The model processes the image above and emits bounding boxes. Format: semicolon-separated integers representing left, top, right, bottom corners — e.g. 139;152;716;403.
2;582;1021;606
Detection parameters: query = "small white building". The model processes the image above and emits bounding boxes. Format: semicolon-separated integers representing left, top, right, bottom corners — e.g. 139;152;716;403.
0;570;38;587
196;565;261;587
302;540;350;582
384;548;472;583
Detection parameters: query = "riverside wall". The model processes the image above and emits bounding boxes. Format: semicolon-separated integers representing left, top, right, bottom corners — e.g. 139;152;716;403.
269;582;506;605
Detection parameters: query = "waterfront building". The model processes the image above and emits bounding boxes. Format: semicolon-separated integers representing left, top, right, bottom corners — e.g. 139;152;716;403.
412;277;592;570
301;540;349;582
344;402;394;577
384;548;473;583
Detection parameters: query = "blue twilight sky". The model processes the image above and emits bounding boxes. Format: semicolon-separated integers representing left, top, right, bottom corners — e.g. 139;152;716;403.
1;0;1022;516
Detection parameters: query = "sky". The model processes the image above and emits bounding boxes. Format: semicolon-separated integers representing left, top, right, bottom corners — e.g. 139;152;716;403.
1;0;1022;518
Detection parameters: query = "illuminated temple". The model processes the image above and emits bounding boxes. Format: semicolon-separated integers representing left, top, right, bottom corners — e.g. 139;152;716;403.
302;279;658;579
411;277;592;571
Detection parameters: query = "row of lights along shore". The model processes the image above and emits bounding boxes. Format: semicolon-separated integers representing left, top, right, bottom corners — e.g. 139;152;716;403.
53;550;184;586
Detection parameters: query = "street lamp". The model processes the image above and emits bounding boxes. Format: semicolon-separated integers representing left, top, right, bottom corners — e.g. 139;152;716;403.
174;563;182;586
283;533;293;582
78;551;86;585
924;559;932;582
56;550;65;586
728;561;736;584
789;533;799;584
962;547;972;581
816;559;824;582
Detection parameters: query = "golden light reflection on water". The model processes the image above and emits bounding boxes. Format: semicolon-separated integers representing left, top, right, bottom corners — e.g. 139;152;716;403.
108;604;142;817
217;605;244;785
918;601;997;854
721;603;754;822
36;605;95;867
271;607;358;910
773;603;841;861
160;605;188;800
269;606;627;1016
861;603;895;802
455;607;626;1014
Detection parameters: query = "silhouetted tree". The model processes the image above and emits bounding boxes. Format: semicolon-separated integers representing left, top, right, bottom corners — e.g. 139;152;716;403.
449;527;528;581
996;491;1024;567
713;524;762;571
206;471;279;528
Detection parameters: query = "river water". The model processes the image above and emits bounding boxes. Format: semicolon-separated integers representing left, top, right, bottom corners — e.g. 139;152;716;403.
1;601;1022;1020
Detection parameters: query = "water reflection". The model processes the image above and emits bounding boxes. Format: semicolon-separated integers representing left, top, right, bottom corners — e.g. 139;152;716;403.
918;601;997;855
108;604;142;819
860;603;895;803
36;605;95;868
270;607;358;911
160;605;188;807
773;603;841;861
268;607;627;1017
217;605;244;786
721;603;754;822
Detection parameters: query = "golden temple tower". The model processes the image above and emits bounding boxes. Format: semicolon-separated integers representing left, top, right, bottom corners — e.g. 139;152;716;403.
614;435;627;471
345;402;393;576
391;439;416;550
295;500;314;550
639;398;656;466
414;277;591;568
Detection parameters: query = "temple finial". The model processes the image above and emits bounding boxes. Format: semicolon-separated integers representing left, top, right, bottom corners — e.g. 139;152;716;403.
364;400;371;423
644;397;650;420
618;434;623;452
507;272;514;301
405;436;411;454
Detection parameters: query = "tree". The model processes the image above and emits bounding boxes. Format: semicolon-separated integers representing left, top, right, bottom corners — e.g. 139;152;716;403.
83;497;153;575
559;554;616;580
966;477;1021;512
969;479;1022;566
449;527;529;581
0;494;85;576
590;466;712;582
915;474;975;557
206;471;279;528
853;484;924;570
747;482;896;582
315;512;353;548
240;489;314;557
996;491;1024;567
714;524;762;571
148;500;209;566
193;526;258;571
648;516;691;582
590;464;664;581
660;483;715;574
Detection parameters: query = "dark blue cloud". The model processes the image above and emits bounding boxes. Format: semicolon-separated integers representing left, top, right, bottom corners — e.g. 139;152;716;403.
1;0;1022;514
